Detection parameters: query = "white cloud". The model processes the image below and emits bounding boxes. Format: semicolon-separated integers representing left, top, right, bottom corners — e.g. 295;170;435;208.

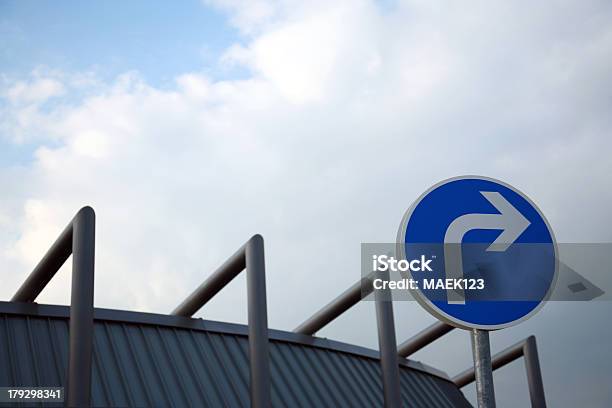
1;1;612;405
1;0;609;317
4;77;65;105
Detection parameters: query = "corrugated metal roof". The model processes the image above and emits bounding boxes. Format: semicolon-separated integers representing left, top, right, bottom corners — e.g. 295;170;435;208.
0;302;471;407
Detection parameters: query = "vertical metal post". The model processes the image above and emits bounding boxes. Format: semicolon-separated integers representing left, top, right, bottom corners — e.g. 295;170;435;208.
375;270;402;408
470;329;496;408
524;336;546;408
245;235;271;408
66;207;96;408
171;234;271;408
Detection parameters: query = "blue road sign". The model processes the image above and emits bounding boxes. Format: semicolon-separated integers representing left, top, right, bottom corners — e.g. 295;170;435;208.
397;176;557;330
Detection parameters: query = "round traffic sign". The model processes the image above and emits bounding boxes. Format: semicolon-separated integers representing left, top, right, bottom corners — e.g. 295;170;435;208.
397;176;557;330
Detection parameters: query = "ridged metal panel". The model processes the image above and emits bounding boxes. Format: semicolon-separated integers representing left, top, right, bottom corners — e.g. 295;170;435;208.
0;309;471;407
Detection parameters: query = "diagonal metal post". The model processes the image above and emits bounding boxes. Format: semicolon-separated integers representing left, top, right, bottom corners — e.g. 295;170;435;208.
293;277;373;335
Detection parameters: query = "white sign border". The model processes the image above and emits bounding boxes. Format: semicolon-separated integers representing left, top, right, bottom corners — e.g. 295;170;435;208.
396;175;559;330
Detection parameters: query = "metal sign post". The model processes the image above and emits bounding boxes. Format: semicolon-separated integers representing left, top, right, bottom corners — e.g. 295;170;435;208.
470;329;496;408
396;176;556;407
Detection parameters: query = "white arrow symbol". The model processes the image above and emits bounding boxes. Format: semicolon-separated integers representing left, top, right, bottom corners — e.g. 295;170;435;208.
443;191;530;304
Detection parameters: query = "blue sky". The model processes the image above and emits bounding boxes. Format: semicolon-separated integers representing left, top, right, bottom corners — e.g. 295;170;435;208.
1;0;240;85
0;0;243;166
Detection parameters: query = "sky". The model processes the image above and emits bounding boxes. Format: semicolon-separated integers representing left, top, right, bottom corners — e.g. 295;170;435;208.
1;0;612;406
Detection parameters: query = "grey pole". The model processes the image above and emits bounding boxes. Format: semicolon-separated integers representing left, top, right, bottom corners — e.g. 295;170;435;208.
454;340;522;387
66;206;96;407
397;321;454;357
171;246;246;317
524;336;546;408
245;235;272;408
294;277;373;335
171;235;271;408
11;222;73;303
374;270;402;408
294;275;404;407
11;207;96;408
453;335;547;407
470;329;496;408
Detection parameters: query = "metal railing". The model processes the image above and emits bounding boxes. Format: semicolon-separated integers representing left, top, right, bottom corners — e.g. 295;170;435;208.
397;321;546;407
453;336;546;408
298;278;548;408
11;206;96;408
8;206;546;408
294;276;403;408
294;276;373;335
374;270;402;408
397;321;453;357
171;234;271;408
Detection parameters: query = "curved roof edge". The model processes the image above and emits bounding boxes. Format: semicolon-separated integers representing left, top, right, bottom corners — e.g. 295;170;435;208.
0;300;451;382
